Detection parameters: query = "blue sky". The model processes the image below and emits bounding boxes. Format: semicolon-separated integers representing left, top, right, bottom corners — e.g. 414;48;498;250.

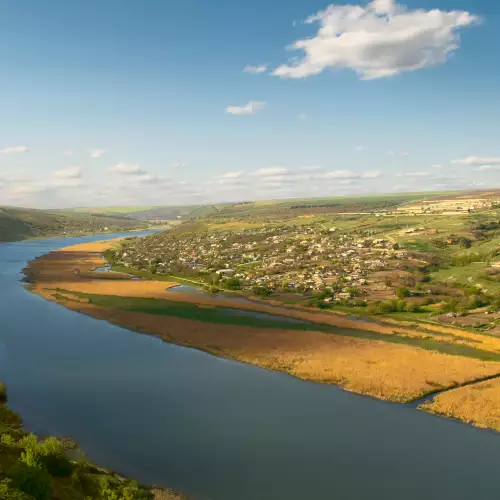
0;0;499;208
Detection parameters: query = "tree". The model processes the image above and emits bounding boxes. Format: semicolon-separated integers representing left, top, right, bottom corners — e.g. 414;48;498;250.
396;287;410;299
405;301;421;313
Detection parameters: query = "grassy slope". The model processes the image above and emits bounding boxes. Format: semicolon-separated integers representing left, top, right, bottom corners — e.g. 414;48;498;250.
0;207;146;242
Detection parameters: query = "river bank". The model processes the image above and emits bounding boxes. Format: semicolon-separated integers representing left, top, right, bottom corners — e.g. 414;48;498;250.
23;239;500;433
0;384;185;500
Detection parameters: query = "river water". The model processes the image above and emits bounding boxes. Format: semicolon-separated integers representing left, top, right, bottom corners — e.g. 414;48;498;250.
1;233;500;500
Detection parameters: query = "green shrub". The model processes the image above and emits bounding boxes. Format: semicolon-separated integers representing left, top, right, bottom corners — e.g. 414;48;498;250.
0;479;33;500
0;382;7;402
10;464;52;500
405;302;421;313
396;300;407;312
396;287;410;299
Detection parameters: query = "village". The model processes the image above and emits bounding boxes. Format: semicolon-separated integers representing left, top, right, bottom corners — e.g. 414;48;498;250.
113;223;421;303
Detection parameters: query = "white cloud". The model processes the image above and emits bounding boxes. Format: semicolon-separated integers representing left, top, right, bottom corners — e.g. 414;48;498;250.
354;146;365;153
226;101;267;116
298;113;309;121
90;149;107;159
53;166;82;179
109;163;147;175
453;156;500;166
474;165;500;172
11;184;47;194
62;151;73;157
218;171;244;179
170;162;188;169
0;145;29;155
299;165;323;172
243;64;268;74
388;150;410;157
251;166;289;177
50;177;84;188
362;170;381;178
402;171;431;177
320;170;361;179
272;0;478;80
430;164;443;169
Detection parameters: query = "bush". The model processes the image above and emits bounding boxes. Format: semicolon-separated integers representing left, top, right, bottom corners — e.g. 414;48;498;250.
0;382;6;402
11;464;52;500
396;287;410;299
396;300;407;312
405;302;421;313
0;479;33;500
252;286;271;297
18;435;73;477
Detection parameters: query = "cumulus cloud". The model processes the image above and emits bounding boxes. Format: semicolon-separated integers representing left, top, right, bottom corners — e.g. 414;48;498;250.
11;184;47;195
53;166;82;179
90;149;107;159
388;150;410;157
226;101;267;116
474;165;500;172
319;170;362;179
243;64;268;73
401;171;431;177
109;163;147;175
170;162;188;169
362;170;381;178
453;156;500;166
272;0;478;80
0;145;29;155
251;166;289;177
299;165;323;172
218;171;244;179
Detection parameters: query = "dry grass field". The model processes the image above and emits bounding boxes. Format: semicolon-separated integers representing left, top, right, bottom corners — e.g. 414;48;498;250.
24;240;500;406
420;378;500;432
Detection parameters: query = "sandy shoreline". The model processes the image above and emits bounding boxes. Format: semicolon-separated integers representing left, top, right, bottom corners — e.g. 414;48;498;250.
24;239;500;431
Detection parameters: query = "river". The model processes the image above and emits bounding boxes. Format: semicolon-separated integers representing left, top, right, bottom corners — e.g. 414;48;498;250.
1;232;500;500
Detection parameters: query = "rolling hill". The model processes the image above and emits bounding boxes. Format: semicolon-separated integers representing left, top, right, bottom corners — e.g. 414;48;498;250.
0;206;147;242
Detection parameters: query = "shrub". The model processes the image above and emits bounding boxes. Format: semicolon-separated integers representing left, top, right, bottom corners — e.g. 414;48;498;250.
405;302;421;313
252;286;271;297
0;479;33;500
396;287;410;299
0;382;6;402
11;464;52;500
396;300;407;312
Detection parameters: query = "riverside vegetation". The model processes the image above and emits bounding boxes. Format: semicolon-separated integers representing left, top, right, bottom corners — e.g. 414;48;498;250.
0;386;185;500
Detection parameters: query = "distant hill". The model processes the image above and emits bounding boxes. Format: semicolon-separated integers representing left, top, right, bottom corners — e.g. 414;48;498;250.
0;206;147;242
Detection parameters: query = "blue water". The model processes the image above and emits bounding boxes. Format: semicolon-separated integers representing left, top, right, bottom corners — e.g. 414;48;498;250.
1;232;500;499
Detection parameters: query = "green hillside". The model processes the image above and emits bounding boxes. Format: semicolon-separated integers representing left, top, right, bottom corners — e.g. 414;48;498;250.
0;207;147;242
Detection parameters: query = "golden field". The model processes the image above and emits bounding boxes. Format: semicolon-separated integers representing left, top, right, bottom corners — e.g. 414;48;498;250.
24;241;500;406
420;378;500;432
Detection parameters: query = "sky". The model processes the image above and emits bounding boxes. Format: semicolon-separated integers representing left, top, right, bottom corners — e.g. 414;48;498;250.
0;0;499;208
